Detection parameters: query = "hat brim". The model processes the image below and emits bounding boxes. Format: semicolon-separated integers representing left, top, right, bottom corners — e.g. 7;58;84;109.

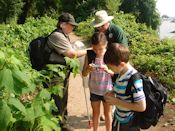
91;16;114;28
69;22;79;26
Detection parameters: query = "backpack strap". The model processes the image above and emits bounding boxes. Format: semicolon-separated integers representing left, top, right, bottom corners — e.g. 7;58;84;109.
55;28;69;40
45;28;60;49
112;74;119;84
87;50;96;64
126;72;142;102
45;28;68;55
46;28;68;43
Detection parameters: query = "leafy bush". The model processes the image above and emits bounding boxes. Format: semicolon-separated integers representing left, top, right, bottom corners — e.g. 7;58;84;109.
75;17;94;39
0;16;80;130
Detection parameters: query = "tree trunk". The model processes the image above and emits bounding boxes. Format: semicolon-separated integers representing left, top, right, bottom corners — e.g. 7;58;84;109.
17;0;33;24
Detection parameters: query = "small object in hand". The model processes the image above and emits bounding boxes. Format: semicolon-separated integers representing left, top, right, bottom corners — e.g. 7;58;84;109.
91;63;101;68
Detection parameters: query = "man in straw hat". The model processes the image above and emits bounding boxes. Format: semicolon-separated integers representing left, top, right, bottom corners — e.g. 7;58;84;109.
91;10;128;47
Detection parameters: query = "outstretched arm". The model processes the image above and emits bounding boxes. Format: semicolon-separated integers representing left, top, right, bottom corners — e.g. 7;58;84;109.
63;49;87;58
101;64;114;76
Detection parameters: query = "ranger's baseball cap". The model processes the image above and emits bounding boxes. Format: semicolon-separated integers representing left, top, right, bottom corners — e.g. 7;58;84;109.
58;13;78;26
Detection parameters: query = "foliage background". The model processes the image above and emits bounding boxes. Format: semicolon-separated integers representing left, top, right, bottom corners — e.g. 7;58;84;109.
0;0;160;29
0;0;174;130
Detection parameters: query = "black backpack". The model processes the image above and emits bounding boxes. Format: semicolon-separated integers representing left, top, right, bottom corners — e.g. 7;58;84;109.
126;73;167;129
28;36;51;71
87;50;118;83
28;29;66;71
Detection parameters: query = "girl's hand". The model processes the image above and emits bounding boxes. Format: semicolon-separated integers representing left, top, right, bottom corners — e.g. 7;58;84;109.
88;63;95;72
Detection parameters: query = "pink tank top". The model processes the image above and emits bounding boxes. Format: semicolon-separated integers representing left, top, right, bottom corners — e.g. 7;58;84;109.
88;57;113;96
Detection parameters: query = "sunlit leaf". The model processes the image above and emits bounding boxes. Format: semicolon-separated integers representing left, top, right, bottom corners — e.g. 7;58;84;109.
0;68;14;92
37;115;60;131
23;106;35;121
0;100;11;131
9;55;22;67
39;89;51;101
50;85;63;97
33;98;45;118
0;51;5;69
12;69;34;95
8;97;26;114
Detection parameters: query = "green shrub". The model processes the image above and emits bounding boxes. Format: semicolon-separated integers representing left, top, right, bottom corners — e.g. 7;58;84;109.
0;16;80;130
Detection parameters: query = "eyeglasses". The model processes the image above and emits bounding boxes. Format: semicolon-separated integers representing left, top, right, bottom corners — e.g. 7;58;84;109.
97;24;105;29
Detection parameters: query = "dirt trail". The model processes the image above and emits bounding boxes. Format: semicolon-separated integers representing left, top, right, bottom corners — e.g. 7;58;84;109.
67;34;175;131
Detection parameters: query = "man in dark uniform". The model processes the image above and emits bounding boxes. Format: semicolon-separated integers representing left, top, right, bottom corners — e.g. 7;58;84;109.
91;10;128;47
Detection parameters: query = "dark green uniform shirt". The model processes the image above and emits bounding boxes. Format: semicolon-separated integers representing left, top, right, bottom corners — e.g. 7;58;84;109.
105;23;128;47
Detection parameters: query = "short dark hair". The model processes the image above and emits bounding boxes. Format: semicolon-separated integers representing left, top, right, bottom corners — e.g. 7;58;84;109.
104;43;129;66
91;32;107;45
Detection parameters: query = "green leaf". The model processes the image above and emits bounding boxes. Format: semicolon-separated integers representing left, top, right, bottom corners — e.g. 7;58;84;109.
24;99;45;121
12;69;32;94
23;106;35;121
12;69;30;87
0;100;11;131
8;97;26;114
9;55;22;67
65;57;80;76
0;68;14;92
0;51;5;60
50;85;63;97
37;116;60;131
12;78;24;95
39;89;51;101
43;102;51;112
57;71;66;79
0;51;5;69
33;98;45;118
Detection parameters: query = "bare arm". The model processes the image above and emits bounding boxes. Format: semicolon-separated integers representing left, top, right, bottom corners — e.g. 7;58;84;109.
104;95;146;112
101;64;114;76
63;49;87;58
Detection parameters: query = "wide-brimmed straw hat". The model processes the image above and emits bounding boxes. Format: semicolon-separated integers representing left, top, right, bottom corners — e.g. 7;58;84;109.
91;10;114;28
